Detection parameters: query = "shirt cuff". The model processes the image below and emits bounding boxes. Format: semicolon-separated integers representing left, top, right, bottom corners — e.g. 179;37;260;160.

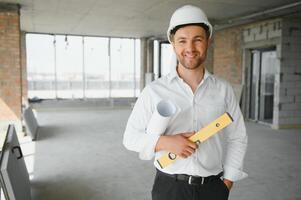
223;165;248;182
139;134;161;160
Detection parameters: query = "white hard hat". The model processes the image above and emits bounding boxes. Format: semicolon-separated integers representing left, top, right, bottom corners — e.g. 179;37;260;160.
167;5;213;42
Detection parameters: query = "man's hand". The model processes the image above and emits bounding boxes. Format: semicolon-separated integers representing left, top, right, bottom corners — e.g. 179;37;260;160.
155;132;197;158
223;179;233;191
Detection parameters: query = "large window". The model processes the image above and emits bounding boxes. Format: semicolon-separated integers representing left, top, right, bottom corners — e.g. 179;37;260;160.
26;34;140;99
26;34;56;99
84;37;110;98
110;38;137;97
56;35;83;99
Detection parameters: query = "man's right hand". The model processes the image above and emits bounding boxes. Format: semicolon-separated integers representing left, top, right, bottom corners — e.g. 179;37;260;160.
155;132;198;158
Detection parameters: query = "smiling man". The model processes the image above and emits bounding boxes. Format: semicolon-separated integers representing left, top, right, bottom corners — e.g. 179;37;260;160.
123;5;248;200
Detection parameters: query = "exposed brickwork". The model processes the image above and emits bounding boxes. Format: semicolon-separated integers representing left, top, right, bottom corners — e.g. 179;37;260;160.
213;27;243;85
205;41;213;73
0;5;21;121
278;16;301;127
242;19;282;43
21;31;28;105
213;17;301;128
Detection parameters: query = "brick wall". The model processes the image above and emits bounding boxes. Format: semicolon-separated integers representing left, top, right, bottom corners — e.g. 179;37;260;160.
213;27;243;85
242;19;283;128
205;40;214;73
278;15;301;128
213;17;301;128
242;19;282;42
21;31;28;105
0;4;22;131
214;19;283;85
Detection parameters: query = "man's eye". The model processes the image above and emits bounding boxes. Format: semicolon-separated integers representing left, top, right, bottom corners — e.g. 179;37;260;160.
178;40;185;44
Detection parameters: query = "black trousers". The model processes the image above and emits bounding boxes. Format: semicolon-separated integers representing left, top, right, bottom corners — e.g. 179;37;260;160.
152;171;229;200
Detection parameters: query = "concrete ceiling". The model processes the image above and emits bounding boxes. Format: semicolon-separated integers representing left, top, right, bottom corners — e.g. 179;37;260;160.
1;0;301;38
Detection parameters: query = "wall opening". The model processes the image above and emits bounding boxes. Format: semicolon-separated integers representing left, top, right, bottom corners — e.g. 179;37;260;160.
248;47;278;124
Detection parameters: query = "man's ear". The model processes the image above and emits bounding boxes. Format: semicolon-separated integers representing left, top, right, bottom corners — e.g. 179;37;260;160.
172;43;176;51
207;38;212;47
171;40;176;51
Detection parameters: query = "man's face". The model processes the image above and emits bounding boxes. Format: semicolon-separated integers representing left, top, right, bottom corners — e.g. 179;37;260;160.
171;25;209;70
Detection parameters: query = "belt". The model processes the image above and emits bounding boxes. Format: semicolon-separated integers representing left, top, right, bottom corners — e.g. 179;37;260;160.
156;170;223;185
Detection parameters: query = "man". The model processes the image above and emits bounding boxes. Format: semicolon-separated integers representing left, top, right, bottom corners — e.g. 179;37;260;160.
123;5;247;200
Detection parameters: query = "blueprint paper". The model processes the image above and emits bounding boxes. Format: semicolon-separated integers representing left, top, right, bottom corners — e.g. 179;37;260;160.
146;100;177;135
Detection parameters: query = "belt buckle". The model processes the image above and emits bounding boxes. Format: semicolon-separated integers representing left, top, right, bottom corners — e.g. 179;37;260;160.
188;176;205;185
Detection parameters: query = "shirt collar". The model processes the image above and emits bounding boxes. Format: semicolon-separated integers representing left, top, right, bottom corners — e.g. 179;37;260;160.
167;66;212;83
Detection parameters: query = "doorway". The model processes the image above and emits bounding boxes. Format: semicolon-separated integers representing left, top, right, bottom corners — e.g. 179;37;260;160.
249;49;278;124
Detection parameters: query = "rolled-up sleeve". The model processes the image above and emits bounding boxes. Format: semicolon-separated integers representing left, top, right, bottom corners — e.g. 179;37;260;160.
223;84;248;182
123;86;160;160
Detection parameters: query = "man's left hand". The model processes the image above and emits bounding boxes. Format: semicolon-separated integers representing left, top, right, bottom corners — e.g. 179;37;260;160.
223;179;233;191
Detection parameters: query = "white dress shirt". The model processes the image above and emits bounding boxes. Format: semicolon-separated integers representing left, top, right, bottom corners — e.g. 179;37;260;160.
123;67;248;182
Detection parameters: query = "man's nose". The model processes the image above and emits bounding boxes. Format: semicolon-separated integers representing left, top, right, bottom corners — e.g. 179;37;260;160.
186;41;196;51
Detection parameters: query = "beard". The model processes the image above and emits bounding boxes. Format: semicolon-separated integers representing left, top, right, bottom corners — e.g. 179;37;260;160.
177;54;206;70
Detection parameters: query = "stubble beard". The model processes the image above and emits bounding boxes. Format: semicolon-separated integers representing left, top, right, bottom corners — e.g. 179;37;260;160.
178;55;206;70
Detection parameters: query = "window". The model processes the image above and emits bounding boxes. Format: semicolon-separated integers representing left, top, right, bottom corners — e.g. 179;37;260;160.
26;34;55;99
153;40;174;79
56;35;83;99
26;34;140;99
84;37;109;98
160;43;173;77
110;38;136;97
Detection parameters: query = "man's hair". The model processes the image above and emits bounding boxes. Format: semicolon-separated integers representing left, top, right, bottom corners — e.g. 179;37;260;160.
170;23;210;41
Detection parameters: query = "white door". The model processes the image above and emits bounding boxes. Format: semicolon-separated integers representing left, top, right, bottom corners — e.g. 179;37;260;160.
0;125;31;200
249;49;278;123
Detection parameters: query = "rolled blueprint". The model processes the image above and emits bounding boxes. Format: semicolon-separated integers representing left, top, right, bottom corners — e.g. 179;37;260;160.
146;100;177;135
139;100;177;160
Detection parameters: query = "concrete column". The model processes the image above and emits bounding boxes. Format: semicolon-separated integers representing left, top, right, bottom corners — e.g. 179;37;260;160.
140;37;154;90
0;3;22;132
146;38;154;73
144;38;154;86
140;38;147;90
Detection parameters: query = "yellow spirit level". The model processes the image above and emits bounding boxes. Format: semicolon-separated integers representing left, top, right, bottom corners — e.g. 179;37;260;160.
156;112;233;169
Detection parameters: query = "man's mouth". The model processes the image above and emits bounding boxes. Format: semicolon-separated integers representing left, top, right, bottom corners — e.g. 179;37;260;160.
184;53;198;59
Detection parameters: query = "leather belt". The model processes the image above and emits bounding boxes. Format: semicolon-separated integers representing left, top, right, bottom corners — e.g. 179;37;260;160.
156;170;223;185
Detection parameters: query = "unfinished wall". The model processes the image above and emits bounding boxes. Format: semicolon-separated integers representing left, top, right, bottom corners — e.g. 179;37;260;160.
278;15;301;128
242;19;283;128
21;31;28;106
205;40;214;73
0;3;22;131
214;16;301;129
213;27;243;85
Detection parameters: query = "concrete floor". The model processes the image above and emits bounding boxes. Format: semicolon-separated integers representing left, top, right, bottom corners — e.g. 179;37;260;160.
29;107;301;200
